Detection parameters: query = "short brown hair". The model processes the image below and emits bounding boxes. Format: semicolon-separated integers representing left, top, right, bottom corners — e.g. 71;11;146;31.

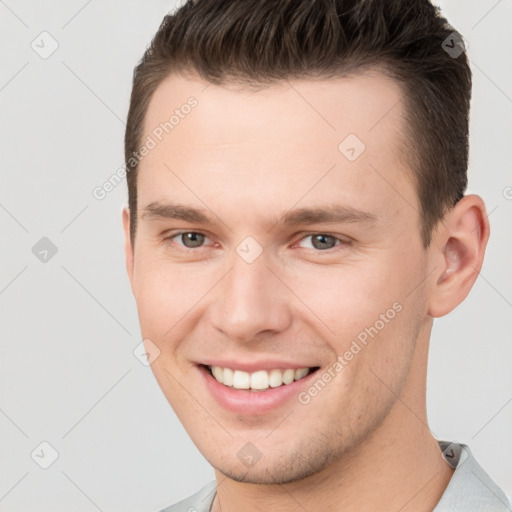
125;0;471;247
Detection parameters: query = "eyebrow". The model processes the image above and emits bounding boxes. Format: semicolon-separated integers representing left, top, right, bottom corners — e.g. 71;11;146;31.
278;206;378;226
140;201;379;228
141;202;212;224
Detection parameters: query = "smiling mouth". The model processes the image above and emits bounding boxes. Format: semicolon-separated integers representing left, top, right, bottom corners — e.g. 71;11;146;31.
205;365;319;392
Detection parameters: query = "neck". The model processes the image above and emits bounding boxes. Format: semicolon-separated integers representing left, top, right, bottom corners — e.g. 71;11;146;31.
211;330;454;512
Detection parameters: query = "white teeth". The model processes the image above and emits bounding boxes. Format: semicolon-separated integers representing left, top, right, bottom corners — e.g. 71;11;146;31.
209;365;312;391
269;369;283;388
250;370;269;390
232;370;250;390
211;365;224;383
294;368;309;380
223;367;233;386
282;368;295;385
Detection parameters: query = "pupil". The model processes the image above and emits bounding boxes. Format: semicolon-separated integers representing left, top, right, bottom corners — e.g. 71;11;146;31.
312;234;335;250
183;232;204;247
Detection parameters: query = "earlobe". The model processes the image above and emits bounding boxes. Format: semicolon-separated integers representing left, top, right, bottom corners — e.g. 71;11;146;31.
428;195;490;318
122;207;135;285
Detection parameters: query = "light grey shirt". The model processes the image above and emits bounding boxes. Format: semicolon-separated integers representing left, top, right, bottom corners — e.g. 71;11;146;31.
160;441;511;511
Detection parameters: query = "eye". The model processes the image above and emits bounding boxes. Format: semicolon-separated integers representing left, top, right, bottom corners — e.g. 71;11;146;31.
296;234;345;250
169;232;210;248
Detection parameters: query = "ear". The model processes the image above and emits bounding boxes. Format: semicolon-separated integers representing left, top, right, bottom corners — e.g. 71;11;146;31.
427;195;490;318
122;207;135;285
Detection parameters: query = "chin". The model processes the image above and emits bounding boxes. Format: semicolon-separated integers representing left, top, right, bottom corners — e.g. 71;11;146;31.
211;445;336;485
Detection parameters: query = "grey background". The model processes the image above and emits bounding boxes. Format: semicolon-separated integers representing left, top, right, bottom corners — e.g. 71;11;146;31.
0;1;510;510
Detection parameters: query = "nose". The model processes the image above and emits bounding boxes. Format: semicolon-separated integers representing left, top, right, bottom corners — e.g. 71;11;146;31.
209;252;293;343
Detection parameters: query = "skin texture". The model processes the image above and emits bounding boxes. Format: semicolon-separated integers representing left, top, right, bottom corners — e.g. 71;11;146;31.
123;71;489;512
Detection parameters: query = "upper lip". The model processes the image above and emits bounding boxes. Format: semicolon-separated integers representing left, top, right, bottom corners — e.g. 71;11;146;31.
199;359;319;372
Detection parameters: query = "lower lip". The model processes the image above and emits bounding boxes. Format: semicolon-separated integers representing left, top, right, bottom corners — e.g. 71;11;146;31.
199;365;319;415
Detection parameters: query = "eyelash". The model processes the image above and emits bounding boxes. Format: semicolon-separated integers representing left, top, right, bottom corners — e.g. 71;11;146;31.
163;231;351;252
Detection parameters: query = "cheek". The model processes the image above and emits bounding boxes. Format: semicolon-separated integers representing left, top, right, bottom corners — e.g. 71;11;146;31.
132;248;214;328
287;250;425;373
287;260;405;336
133;270;173;338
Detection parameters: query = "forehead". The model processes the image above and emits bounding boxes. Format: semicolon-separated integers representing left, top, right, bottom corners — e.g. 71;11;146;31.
137;70;417;228
143;69;406;148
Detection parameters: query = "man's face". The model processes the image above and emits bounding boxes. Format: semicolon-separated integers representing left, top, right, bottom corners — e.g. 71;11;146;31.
124;71;433;483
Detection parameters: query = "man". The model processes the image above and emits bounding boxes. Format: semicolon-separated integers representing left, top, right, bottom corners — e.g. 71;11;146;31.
122;0;511;510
